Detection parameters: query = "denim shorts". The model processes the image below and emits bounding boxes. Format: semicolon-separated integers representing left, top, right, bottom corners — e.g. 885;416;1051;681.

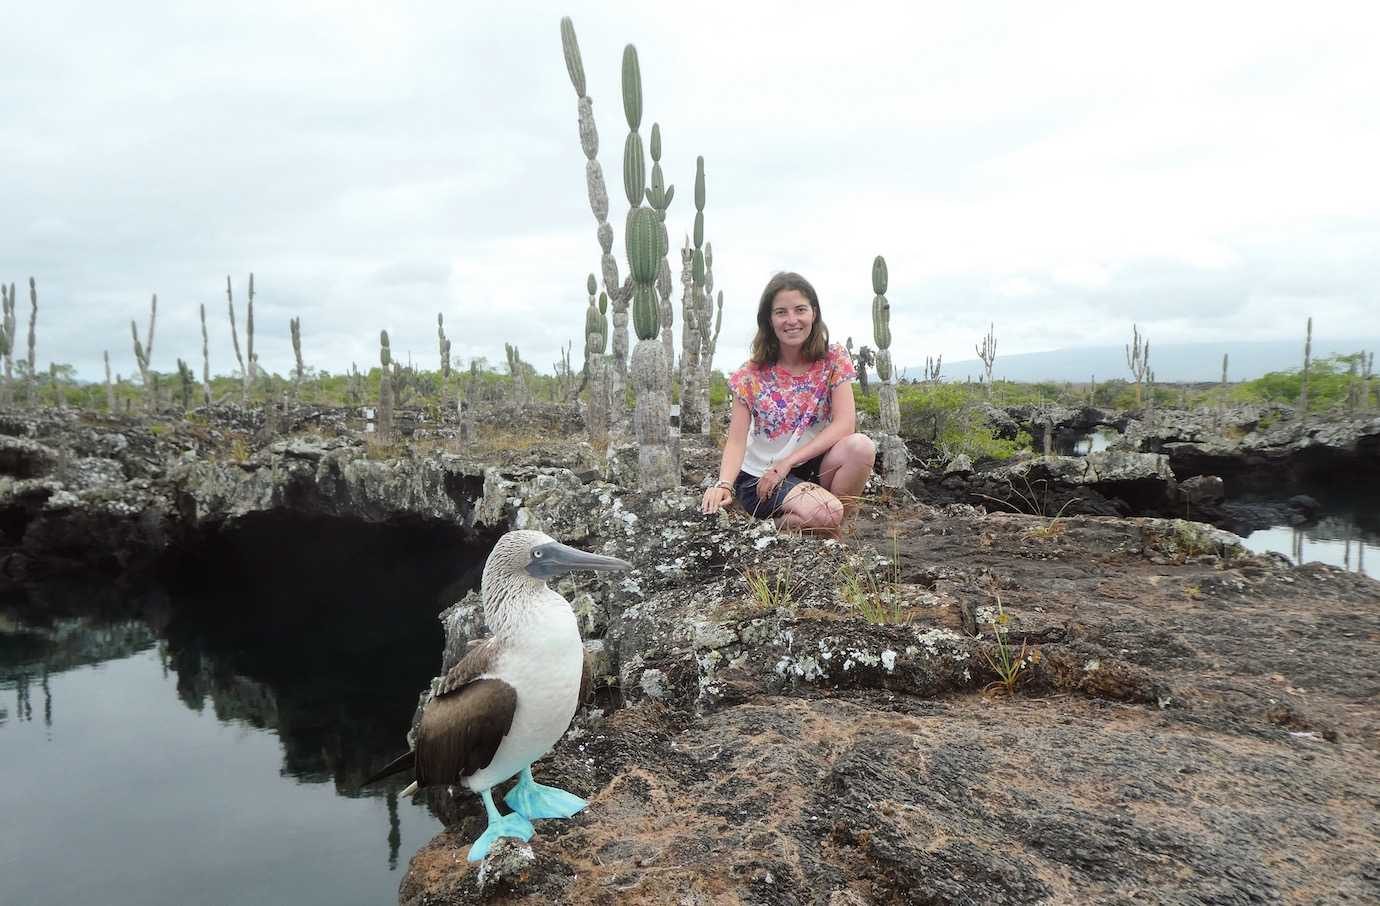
733;454;825;519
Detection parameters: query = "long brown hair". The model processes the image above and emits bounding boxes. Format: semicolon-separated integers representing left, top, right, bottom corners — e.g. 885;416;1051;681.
749;272;830;366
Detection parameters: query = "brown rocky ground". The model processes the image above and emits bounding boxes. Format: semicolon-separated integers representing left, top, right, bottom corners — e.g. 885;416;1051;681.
400;501;1380;905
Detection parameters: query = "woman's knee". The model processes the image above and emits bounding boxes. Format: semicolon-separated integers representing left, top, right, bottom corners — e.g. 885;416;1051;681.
787;483;844;528
841;432;876;464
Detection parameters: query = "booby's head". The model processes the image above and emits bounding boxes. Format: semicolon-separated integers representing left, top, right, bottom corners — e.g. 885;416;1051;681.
482;530;631;597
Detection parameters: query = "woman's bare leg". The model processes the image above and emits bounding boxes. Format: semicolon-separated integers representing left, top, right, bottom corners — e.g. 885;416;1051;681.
818;433;876;520
776;482;844;538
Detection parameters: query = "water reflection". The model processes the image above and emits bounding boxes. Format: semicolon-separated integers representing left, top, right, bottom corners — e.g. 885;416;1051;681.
0;618;156;729
1243;519;1378;578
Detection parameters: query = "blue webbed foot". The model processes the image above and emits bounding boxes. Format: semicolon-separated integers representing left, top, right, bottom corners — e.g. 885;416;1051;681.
467;788;535;862
504;766;588;821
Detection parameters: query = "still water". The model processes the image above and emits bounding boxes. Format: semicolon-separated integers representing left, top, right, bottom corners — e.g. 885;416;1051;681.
1229;483;1380;580
0;518;488;906
1241;518;1378;579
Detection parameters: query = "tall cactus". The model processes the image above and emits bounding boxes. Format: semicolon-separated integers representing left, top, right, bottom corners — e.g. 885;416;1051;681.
199;303;212;406
1362;351;1375;412
871;256;906;488
226;276;248;404
246;273;257;399
680;157;713;434
26;278;38;406
560;17;629;437
1216;353;1229;430
130;293;157;412
0;283;13;406
1298;316;1312;423
679;235;701;425
617;42;677;490
437;313;452;414
104;350;115;411
699;242;723;420
290;317;305;403
586;286;612;447
378;330;394;440
459;359;479;443
583;275;606;364
872;258;894;389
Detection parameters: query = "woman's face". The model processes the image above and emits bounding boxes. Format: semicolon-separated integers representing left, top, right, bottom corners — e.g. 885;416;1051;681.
770;289;815;352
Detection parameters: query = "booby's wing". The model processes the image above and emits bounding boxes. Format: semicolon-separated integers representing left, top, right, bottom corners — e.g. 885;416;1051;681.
413;637;517;786
414;679;516;785
435;637;500;697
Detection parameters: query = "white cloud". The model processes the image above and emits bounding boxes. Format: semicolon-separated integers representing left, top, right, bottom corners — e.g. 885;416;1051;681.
2;0;1378;381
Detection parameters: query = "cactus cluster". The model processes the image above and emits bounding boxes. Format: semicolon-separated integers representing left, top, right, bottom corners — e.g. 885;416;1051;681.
505;342;530;404
976;323;996;396
1125;323;1150;406
846;337;874;397
176;358;195;411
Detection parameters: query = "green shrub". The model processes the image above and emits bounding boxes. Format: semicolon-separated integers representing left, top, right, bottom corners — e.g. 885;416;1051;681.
897;384;1031;461
1232;354;1362;411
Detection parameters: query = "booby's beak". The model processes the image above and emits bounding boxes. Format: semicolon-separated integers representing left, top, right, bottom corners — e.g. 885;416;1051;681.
526;542;632;579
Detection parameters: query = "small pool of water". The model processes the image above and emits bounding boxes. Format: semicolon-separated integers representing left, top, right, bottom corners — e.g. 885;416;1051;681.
1240;519;1378;578
1059;427;1120;457
0;517;491;906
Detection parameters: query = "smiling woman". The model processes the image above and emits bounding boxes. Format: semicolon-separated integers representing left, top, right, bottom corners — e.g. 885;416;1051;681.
700;272;875;537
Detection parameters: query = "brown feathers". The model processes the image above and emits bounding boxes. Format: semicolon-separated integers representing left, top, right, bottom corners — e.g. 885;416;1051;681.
413;678;517;785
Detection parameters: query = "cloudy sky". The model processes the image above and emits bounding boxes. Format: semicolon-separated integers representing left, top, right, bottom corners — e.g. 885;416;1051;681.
4;0;1378;383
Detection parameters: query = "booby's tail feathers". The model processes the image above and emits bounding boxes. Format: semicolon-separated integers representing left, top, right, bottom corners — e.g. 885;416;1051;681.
359;750;415;789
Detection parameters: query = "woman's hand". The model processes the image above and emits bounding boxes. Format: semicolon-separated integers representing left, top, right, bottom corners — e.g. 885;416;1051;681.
701;485;734;514
755;463;788;500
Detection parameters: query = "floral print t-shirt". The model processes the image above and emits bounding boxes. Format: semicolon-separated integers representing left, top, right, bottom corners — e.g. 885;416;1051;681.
728;343;857;477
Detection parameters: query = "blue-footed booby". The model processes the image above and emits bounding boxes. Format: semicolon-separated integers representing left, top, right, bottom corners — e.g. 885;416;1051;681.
362;529;630;861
